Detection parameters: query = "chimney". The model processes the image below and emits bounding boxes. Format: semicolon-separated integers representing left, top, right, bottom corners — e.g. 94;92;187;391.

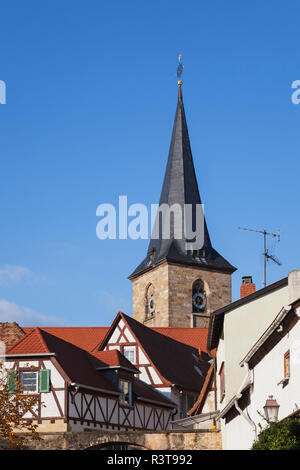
240;276;256;299
0;322;26;348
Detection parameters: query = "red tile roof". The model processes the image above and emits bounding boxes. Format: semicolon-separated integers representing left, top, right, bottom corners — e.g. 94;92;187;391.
7;328;50;355
22;327;109;352
22;326;208;353
17;317;212;395
7;327;174;408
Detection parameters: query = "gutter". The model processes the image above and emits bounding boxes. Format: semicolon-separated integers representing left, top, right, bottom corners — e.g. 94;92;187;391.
70;382;121;396
95;365;140;374
5;353;56;358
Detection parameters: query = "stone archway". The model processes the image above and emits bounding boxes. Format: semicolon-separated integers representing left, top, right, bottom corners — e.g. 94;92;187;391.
85;441;148;450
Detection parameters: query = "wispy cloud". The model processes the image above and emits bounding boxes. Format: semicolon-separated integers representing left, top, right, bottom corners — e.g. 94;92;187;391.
0;265;32;283
0;299;65;326
0;265;46;287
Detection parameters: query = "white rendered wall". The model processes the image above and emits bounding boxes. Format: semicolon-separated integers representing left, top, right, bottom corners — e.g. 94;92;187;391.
223;306;300;450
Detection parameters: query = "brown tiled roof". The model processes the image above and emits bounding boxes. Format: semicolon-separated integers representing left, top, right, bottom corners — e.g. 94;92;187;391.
152;327;208;350
91;349;139;374
99;312;210;392
133;379;175;408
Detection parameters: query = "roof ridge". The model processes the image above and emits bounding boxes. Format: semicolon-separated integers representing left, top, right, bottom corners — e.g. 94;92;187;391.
34;327;51;353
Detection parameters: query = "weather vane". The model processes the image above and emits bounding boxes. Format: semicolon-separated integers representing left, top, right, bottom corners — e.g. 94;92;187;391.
177;54;183;85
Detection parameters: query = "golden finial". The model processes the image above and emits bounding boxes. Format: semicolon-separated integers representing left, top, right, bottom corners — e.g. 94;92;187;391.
177;54;183;86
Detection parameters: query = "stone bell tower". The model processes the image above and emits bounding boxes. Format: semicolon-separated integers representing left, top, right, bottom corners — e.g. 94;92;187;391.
128;79;236;328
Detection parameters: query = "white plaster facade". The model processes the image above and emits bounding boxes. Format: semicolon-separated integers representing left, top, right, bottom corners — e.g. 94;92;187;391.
224;304;300;449
215;271;300;450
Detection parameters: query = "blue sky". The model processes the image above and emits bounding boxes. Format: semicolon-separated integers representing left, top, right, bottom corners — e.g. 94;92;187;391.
0;1;299;326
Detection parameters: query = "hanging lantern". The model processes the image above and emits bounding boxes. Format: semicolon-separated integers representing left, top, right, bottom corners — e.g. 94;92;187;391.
263;396;280;422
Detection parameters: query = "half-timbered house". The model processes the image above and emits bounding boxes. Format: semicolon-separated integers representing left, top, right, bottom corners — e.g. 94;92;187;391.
5;327;176;432
96;312;212;419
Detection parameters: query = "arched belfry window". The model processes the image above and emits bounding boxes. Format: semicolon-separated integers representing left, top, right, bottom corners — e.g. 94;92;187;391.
145;284;155;320
192;279;207;313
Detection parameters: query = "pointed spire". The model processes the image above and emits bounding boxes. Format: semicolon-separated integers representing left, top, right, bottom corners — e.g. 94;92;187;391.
129;84;236;279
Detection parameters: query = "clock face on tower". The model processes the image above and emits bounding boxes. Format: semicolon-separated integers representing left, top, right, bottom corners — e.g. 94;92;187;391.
192;279;207;313
192;291;206;311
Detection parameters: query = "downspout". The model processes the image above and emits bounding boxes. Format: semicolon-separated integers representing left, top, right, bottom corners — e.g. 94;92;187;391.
234;362;257;441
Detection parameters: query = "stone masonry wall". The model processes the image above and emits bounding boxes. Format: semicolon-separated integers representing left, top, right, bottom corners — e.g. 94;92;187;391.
132;262;169;327
168;264;232;327
132;261;232;328
21;429;222;450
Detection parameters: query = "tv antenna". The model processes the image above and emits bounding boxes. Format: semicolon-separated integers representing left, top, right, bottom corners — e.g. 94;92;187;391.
238;227;281;288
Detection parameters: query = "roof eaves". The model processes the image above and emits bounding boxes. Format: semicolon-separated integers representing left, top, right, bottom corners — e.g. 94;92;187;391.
6;353;56;358
70;382;121;396
95;365;140;374
136;396;176;409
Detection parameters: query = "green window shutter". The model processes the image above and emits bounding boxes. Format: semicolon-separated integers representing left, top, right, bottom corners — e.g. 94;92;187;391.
39;369;50;393
7;370;17;394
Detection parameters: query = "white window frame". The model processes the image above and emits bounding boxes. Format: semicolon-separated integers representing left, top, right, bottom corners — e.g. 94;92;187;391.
123;346;136;364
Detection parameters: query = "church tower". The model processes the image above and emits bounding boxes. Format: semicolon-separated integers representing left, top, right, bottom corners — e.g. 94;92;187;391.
129;79;236;328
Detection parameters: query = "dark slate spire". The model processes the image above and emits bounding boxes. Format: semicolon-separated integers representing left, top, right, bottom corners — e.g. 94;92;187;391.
129;84;236;279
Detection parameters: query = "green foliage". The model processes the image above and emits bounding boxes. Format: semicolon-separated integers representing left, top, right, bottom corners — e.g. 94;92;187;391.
252;412;300;450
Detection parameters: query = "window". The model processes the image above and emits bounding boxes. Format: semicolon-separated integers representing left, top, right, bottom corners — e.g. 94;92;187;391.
219;362;225;401
145;284;155;320
123;346;136;364
284;350;290;378
119;379;132;406
20;371;37;392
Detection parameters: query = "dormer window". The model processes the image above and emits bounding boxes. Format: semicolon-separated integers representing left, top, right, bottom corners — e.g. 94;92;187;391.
119;379;132;406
